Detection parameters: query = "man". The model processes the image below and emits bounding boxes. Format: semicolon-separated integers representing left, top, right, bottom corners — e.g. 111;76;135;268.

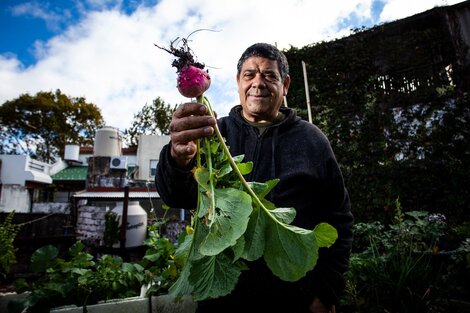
155;43;353;313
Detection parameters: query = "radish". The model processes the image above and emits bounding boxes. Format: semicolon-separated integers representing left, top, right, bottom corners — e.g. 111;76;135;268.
155;35;211;98
176;64;211;98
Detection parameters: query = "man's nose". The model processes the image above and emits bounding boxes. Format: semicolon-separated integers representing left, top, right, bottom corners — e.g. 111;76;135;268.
251;73;266;88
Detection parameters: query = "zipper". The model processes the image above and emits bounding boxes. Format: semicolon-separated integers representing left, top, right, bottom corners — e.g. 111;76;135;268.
246;128;266;182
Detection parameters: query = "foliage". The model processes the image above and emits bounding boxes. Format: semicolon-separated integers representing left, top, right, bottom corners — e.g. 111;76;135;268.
284;19;470;223
103;211;120;248
140;223;183;296
124;97;177;147
12;207;186;311
0;89;105;163
14;241;145;312
168;95;338;301
341;199;470;312
0;211;22;278
136;198;184;297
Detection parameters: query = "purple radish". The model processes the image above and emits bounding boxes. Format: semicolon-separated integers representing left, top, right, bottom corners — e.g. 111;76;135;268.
177;64;211;98
155;34;211;99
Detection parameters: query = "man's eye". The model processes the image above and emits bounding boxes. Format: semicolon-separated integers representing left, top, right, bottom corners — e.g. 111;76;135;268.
263;73;278;82
243;73;255;79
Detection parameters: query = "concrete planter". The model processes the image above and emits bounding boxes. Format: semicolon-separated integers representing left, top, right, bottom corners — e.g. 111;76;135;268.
51;297;149;313
0;292;29;313
1;292;197;313
151;294;197;313
50;295;197;313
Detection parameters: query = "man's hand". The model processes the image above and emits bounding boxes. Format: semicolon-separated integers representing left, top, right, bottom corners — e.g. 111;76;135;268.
309;297;334;313
169;102;216;169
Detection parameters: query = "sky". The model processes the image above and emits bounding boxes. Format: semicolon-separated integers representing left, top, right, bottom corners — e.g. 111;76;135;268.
0;0;464;132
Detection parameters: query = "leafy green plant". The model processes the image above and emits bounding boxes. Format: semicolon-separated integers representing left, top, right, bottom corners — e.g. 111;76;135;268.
103;210;120;248
166;95;338;301
137;195;186;297
140;223;182;296
0;211;22;278
14;241;145;312
342;199;470;313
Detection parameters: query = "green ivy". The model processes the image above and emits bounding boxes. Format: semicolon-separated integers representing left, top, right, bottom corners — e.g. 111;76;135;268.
284;19;470;224
0;211;22;278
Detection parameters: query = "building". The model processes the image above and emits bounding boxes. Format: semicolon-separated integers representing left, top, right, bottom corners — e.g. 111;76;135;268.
0;154;64;213
0;127;171;216
0;128;178;275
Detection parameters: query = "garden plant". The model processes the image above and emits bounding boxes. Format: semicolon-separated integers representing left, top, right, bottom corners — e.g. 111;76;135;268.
340;199;470;313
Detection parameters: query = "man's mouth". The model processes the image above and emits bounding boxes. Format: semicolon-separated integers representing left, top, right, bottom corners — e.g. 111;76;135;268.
248;93;269;98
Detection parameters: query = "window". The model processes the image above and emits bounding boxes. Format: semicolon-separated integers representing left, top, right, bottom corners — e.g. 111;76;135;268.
150;159;158;177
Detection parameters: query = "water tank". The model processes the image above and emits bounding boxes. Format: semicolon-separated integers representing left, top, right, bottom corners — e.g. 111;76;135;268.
64;144;80;161
112;201;147;248
93;126;122;157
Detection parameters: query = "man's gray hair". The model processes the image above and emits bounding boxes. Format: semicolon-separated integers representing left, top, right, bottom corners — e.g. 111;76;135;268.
237;43;289;80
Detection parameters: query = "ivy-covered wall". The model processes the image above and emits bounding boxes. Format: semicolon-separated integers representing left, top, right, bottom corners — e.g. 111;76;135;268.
284;1;470;224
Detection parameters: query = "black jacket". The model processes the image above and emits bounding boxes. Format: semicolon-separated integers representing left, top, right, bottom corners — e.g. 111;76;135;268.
155;105;353;312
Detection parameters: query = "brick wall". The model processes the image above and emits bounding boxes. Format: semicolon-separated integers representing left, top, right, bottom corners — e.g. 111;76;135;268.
75;205;107;246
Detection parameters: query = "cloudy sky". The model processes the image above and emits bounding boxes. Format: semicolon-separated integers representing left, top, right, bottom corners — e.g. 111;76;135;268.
0;0;463;131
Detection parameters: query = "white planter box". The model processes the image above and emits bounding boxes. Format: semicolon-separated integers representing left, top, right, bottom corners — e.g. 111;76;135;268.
1;293;197;313
51;296;149;313
151;294;197;313
0;292;29;313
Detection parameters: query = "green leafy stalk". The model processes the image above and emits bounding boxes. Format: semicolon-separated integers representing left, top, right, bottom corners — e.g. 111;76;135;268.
199;95;281;223
196;96;217;226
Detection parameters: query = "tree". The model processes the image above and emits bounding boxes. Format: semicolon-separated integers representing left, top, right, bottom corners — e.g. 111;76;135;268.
124;97;177;147
0;89;105;163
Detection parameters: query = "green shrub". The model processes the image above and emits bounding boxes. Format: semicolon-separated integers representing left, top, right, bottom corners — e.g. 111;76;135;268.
341;199;470;313
140;223;183;296
140;202;185;297
103;210;120;247
0;211;22;278
14;241;145;312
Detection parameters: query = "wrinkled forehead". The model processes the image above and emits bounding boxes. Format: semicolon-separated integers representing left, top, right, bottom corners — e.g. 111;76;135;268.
239;56;280;72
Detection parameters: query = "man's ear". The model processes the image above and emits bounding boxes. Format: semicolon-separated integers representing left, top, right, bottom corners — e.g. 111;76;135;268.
283;74;291;96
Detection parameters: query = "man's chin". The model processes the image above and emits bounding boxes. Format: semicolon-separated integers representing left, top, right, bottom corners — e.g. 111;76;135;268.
245;111;276;123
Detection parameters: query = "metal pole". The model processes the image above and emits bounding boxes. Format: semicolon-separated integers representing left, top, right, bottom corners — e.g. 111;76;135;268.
120;185;129;250
302;60;313;123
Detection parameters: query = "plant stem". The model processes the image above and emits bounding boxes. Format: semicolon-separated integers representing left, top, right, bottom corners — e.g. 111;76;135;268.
200;96;268;212
197;96;217;225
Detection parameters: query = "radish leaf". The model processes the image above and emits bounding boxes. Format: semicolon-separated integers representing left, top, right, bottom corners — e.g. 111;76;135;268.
264;222;318;282
199;188;252;256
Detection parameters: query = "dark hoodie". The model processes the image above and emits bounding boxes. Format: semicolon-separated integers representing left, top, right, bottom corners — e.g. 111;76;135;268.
155;105;353;312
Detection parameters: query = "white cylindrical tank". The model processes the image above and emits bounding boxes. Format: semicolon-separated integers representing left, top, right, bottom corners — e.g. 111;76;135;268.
94;126;122;157
112;201;147;248
64;144;80;161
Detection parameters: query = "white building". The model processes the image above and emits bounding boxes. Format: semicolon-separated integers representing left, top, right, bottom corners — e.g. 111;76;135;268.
0;154;62;213
0;129;170;213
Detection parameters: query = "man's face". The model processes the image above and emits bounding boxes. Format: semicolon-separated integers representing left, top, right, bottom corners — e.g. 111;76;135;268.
237;56;290;123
